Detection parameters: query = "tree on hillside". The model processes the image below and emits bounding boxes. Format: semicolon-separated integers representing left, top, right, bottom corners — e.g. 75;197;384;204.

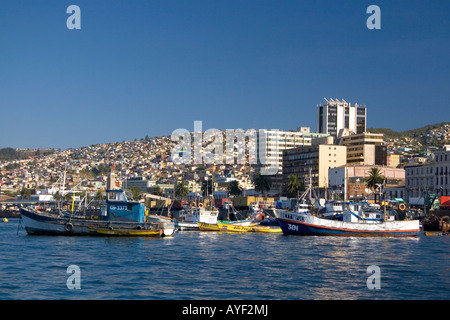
129;186;141;200
20;187;31;199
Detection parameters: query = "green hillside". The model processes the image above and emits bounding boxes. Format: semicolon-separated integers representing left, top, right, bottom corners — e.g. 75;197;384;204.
369;122;450;139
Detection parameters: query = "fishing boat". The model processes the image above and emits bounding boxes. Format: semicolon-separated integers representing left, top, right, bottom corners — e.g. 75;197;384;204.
277;202;420;237
20;189;176;237
175;205;218;231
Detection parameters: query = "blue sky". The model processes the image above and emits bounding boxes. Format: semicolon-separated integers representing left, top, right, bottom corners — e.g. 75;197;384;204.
1;0;449;149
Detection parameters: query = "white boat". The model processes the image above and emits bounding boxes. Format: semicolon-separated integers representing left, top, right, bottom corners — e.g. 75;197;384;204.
175;206;218;231
276;202;420;237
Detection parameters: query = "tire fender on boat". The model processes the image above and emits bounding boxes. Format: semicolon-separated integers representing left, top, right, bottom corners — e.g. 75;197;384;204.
65;223;73;232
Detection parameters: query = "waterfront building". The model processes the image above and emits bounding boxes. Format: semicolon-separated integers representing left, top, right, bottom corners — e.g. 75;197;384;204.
340;132;386;165
328;165;405;201
405;145;450;202
282;136;347;196
316;98;366;137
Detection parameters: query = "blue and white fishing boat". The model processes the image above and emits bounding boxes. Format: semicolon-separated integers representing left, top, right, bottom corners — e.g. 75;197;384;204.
277;201;420;237
20;189;176;237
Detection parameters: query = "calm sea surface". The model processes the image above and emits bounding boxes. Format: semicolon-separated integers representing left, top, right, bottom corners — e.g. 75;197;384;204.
0;219;449;300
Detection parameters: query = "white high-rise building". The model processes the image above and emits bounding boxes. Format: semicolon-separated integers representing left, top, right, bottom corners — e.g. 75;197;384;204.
316;98;366;137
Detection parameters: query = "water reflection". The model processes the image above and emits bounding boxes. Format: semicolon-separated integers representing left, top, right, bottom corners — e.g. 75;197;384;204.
2;220;449;299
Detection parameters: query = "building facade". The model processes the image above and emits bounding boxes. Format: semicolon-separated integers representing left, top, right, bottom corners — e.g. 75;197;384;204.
282;142;347;195
340;132;386;165
316;98;366;137
405;146;450;200
123;177;156;193
328;165;405;201
255;128;329;194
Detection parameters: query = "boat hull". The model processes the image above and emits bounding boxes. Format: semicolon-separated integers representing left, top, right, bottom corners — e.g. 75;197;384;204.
197;222;220;231
218;223;255;233
175;221;199;231
252;225;282;233
277;214;420;237
88;228;162;237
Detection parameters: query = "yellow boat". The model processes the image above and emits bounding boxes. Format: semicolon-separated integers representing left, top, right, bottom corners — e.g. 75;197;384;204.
88;227;163;237
252;225;282;233
218;223;255;233
424;231;443;236
197;222;220;231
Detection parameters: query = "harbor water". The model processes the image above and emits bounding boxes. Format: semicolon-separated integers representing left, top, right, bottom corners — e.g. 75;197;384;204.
0;219;449;300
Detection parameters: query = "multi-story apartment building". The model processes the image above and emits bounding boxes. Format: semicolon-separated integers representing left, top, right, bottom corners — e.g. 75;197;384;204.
256;128;331;174
340;132;386;165
256;128;329;194
316;98;366;137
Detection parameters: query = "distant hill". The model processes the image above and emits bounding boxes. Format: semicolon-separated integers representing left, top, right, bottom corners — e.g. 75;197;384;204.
0;148;55;161
369;122;450;141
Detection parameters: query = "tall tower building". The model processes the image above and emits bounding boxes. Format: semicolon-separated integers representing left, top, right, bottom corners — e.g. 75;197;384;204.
316;98;366;137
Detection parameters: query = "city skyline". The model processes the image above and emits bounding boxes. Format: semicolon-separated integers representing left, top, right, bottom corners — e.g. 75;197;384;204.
1;1;449;149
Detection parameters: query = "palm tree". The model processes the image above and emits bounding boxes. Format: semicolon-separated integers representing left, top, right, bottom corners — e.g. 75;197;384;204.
175;182;189;200
365;168;386;203
364;168;386;190
253;172;272;196
285;174;303;198
227;180;242;196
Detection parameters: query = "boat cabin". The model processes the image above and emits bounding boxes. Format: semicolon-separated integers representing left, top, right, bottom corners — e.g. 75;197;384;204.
105;189;145;223
342;202;384;223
